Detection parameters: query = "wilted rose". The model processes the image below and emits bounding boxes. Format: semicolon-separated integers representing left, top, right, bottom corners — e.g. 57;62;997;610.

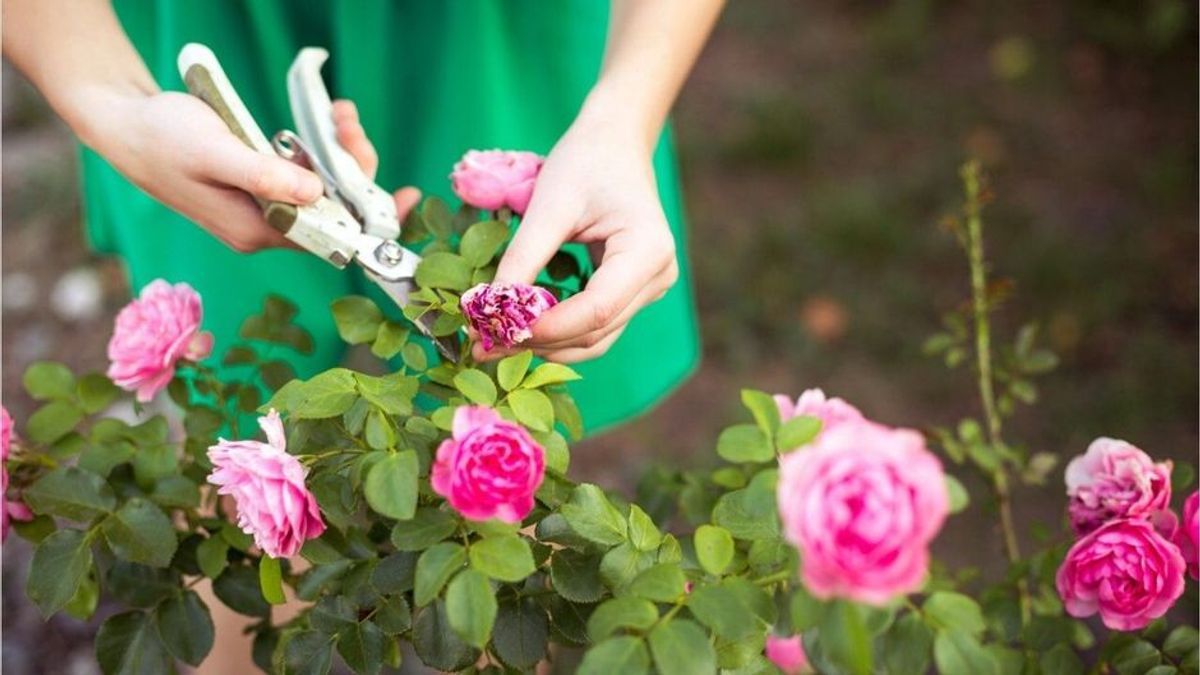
765;635;811;675
460;282;557;351
207;410;326;558
777;421;949;604
1056;518;1186;631
1065;438;1172;536
1176;491;1199;580
450;149;543;214
431;406;545;523
107;280;213;402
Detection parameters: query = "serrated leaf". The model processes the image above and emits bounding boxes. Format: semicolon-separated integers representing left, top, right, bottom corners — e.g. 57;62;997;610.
508;388;554;431
95;610;172;675
497;351;534;391
587;596;659;641
777;415;821;452
460;220;510;267
391;507;458;551
561;484;627;545
415;252;472;291
445;569;496;648
694;525;734;575
23;466;115;521
578;636;651;675
492;597;548;669
364;451;418;520
26;528;92;616
154;590;214;666
414;542;467;607
647;619;717;675
520;363;582;389
627;504;662;552
101;498;177;567
26;400;85;444
453;369;497;405
23;361;76;400
716;424;773;463
469;534;536;582
331;296;384;344
550;549;605;603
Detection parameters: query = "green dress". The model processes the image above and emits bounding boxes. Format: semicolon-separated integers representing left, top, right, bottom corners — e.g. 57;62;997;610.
84;0;699;434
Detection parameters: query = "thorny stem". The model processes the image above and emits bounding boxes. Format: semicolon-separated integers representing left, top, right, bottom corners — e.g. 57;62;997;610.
961;161;1030;623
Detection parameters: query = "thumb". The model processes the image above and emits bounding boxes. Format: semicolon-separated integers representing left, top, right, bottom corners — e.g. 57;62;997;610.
202;133;324;204
494;190;578;284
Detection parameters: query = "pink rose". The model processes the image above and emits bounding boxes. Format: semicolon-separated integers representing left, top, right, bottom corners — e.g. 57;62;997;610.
431;406;545;523
1176;491;1199;580
107;280;214;402
774;389;864;432
1065;438;1172;536
777;421;949;605
765;635;810;675
460;282;557;351
1;407;32;542
1056;518;1186;631
450;149;544;215
207;410;325;558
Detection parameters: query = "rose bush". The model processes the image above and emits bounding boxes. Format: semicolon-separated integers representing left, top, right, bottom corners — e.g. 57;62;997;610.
3;162;1196;675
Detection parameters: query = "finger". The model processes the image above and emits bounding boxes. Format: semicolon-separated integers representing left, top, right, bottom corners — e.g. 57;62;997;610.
471;343;523;362
536;324;626;364
332;100;379;179
530;275;667;350
393;186;422;220
198;133;324;204
189;184;298;252
494;189;580;285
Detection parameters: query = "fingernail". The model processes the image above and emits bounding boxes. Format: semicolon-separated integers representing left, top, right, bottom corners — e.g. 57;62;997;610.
293;173;322;202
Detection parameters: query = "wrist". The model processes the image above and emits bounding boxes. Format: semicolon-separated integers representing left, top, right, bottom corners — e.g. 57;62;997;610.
58;79;157;153
575;82;662;156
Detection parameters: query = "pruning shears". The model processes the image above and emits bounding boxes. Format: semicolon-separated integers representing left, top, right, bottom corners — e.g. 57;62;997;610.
176;43;459;362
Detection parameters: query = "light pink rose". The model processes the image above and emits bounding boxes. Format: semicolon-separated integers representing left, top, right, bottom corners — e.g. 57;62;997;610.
777;421;949;605
1;407;33;542
431;406;545;523
774;389;864;432
765;635;810;675
1176;491;1199;580
450;149;544;215
107;280;214;402
207;410;325;558
1065;438;1173;536
1056;518;1186;631
460;282;557;351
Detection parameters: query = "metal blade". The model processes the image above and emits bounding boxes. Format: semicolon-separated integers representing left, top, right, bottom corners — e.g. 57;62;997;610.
366;273;461;363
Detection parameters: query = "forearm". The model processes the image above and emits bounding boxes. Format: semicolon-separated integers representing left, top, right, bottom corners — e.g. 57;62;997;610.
581;0;724;152
2;0;158;147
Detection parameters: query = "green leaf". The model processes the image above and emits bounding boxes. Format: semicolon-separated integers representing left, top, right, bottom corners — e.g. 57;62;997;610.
77;373;119;413
777;415;822;452
550;549;605;603
100;498;178;567
453;369;497;405
95;611;172;675
882;612;934;675
508;388;554;431
154;590;215;666
412;601;479;672
520;362;582;389
212;565;271;617
374;595;412;635
492;597;549;669
132;443;178;486
648;618;717;675
716;424;773;463
370;321;409;359
151;475;200;508
23;361;76;400
446;569;497;648
1039;644;1084;675
26;400;85;444
694;525;734;575
105;562;179;608
279;629;334;675
23;466;115;521
331;296;384;344
578;636;651;675
741;389;781;436
1112;639;1163;675
26;528;92;616
354;372;418;415
415;251;473;291
600;542;656;589
261;359;296;391
628;504;662;552
621;563;687;603
687;579;774;642
364;450;418;520
259;556;286;605
460;220;510;267
561;484;627;545
933;628;999;675
789;586;825;631
924;591;986;636
711;487;779;540
288;368;358;418
401;342;428;371
1164;626;1199;661
422;196;454;239
945;475;970;514
587;597;660;641
391;507;458;551
414;542;467;607
469;534;536;582
364;409;394;450
337;620;385;675
197;536;229;579
497;351;534;391
818;601;874;675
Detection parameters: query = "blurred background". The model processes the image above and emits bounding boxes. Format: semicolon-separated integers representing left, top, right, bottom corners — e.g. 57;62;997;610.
3;1;1196;673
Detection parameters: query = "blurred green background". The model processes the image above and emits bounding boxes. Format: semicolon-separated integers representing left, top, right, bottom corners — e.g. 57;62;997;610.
2;1;1196;673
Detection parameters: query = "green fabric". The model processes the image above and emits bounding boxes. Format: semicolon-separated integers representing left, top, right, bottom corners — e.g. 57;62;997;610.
85;0;699;434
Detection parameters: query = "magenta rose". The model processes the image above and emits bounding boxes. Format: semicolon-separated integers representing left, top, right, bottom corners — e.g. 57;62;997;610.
1064;437;1173;536
1176;491;1199;580
774;388;864;432
431;406;545;523
107;279;214;402
777;421;949;604
1;407;32;542
460;282;557;351
764;635;811;675
207;410;326;558
1057;518;1186;631
450;149;544;215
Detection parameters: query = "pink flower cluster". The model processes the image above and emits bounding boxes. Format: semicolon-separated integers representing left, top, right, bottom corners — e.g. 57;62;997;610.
1;407;32;542
207;410;326;558
775;393;949;604
1056;437;1194;631
450;149;543;215
431;406;545;523
107;280;213;402
460;282;557;352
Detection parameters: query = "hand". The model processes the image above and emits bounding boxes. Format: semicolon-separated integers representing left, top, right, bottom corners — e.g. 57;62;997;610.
83;92;418;252
482;110;680;363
